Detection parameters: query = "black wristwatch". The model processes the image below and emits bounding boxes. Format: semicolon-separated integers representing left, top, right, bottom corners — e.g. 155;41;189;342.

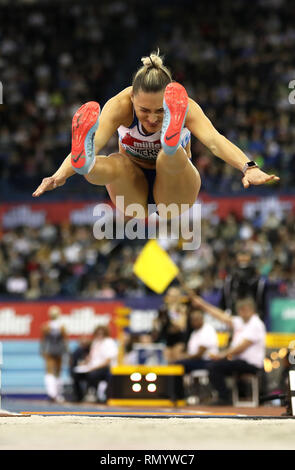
242;161;258;174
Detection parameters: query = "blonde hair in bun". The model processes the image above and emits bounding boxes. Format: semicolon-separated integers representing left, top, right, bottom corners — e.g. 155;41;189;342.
132;49;172;94
141;51;164;69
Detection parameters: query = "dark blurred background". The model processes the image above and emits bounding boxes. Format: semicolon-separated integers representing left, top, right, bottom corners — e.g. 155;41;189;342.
0;0;294;303
0;0;294;400
0;0;294;200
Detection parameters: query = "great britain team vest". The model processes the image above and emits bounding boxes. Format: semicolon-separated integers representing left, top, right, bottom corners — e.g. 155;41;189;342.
118;112;191;162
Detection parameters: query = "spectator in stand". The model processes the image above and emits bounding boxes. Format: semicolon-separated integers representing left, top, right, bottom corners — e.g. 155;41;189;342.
173;308;219;373
122;331;140;365
40;305;68;403
191;295;266;406
0;208;294;301
96;281;116;299
72;325;118;402
1;1;294;197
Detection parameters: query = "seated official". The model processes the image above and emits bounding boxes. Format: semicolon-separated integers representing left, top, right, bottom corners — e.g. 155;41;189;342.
69;335;91;377
192;295;266;406
72;325;118;402
173;308;218;373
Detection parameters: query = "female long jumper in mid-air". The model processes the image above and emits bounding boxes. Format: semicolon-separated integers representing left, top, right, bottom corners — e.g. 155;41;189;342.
33;51;279;218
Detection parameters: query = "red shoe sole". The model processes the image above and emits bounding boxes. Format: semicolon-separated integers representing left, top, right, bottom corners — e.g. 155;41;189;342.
163;83;188;148
71;101;100;169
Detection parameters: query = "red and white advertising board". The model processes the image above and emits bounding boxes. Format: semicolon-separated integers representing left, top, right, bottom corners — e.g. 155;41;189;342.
0;195;294;229
0;301;124;340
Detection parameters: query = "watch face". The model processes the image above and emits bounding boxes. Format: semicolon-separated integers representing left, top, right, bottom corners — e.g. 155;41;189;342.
247;161;256;167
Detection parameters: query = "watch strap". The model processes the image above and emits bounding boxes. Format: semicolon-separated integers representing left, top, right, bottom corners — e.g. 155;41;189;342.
242;161;258;174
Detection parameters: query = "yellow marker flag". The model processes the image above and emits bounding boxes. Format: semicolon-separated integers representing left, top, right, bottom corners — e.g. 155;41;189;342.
115;307;131;317
115;317;130;327
133;240;179;294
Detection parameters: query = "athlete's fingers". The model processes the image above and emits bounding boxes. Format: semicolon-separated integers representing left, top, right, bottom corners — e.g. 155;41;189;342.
32;184;45;197
242;173;280;188
267;174;280;181
32;181;48;197
242;176;250;188
32;174;66;197
32;177;54;197
261;174;277;182
253;174;280;185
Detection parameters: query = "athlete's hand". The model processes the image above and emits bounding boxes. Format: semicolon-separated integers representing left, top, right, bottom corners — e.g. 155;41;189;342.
32;174;67;197
242;167;280;189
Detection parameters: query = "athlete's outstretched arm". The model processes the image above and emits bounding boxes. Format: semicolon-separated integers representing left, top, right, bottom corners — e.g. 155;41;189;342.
33;91;130;197
185;99;280;188
93;91;131;155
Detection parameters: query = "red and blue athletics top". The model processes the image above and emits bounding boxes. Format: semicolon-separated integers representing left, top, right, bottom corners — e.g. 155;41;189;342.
118;112;191;163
